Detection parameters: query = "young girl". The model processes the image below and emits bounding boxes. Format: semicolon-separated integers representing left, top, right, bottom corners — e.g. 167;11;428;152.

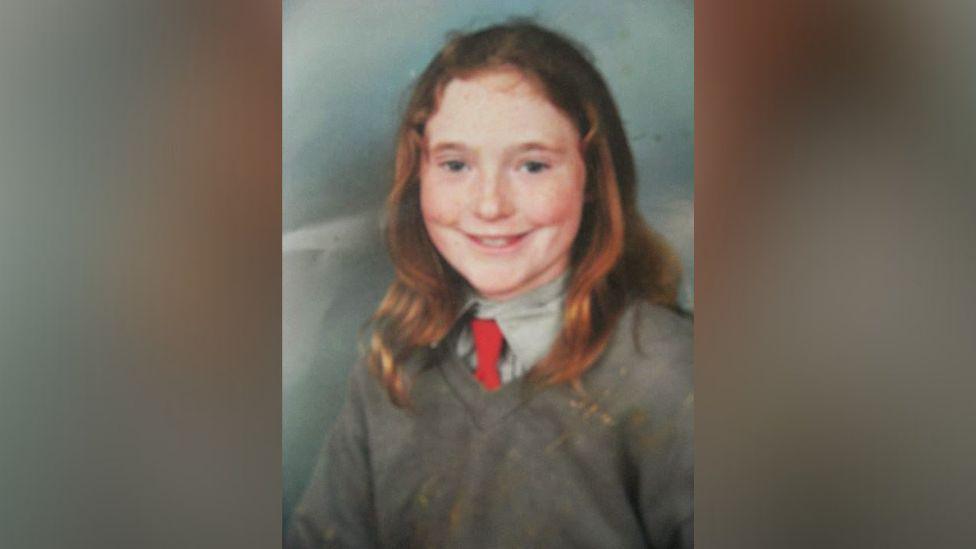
288;21;692;548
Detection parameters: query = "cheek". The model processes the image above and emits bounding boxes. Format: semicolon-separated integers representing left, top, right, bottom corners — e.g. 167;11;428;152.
419;176;462;227
524;177;585;228
534;191;581;224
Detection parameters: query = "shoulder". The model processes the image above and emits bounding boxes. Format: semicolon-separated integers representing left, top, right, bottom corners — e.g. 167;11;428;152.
342;349;442;419
589;301;693;415
627;300;692;365
608;300;692;372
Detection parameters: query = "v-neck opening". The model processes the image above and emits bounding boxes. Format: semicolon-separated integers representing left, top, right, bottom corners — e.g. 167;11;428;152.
436;352;540;431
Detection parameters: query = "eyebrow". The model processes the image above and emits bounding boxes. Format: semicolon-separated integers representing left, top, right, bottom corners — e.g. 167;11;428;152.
427;142;469;154
427;141;567;155
511;142;566;154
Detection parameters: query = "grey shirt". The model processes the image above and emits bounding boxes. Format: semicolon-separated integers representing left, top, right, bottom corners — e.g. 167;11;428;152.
287;300;693;548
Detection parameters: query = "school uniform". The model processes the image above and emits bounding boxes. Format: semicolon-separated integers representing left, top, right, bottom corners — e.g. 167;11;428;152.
286;276;693;548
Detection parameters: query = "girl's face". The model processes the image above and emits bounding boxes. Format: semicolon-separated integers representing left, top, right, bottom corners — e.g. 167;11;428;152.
420;68;586;301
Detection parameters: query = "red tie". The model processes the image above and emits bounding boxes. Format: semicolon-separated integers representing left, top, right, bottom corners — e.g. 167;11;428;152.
470;318;503;391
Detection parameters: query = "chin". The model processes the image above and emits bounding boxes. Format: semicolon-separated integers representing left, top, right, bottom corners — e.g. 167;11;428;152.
471;282;515;298
467;277;522;300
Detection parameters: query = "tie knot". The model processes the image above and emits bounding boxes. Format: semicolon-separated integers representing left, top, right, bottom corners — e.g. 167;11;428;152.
471;317;502;345
470;318;504;390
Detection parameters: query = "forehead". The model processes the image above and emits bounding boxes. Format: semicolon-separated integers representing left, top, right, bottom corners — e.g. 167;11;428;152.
424;69;579;148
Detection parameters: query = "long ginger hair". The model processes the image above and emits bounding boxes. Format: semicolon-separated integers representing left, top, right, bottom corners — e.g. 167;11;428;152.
367;21;681;406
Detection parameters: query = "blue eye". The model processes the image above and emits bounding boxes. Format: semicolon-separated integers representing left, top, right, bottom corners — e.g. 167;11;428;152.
440;160;467;173
521;161;549;174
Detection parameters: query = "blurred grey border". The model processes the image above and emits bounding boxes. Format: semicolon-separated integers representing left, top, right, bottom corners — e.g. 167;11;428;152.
1;2;282;547
282;0;693;527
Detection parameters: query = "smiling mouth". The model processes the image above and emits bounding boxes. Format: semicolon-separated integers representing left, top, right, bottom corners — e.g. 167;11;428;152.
466;232;527;249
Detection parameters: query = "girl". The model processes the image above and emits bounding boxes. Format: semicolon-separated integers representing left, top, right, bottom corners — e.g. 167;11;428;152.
288;21;692;548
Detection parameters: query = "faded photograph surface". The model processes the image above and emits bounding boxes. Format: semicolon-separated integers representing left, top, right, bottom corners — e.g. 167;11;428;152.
283;2;692;545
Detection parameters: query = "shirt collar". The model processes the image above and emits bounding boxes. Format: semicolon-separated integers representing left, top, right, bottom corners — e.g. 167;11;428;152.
458;272;569;368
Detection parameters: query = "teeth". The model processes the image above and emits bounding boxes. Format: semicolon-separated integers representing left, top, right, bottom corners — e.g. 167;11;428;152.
475;236;517;247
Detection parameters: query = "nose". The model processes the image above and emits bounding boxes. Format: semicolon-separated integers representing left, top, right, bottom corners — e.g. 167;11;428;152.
473;169;513;220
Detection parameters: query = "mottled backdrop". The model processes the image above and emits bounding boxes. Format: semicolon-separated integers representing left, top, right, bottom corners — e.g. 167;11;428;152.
282;0;693;525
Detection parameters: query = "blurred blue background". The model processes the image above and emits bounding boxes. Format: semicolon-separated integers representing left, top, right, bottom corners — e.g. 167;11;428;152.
283;0;693;525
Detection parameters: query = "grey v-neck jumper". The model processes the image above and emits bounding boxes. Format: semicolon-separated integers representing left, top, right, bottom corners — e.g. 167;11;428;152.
286;301;693;548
